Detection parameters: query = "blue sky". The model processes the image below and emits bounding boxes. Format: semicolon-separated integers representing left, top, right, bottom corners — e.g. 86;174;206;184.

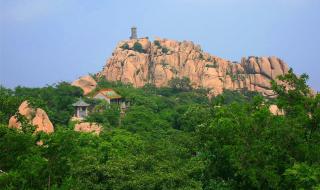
0;0;319;90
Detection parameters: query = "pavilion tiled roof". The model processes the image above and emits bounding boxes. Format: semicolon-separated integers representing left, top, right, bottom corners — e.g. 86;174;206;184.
72;98;90;107
94;89;122;99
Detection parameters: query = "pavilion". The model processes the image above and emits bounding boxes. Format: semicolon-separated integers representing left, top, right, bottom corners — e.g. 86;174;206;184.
72;98;90;118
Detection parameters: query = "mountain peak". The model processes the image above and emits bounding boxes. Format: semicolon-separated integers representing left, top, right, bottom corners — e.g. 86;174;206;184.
96;37;289;96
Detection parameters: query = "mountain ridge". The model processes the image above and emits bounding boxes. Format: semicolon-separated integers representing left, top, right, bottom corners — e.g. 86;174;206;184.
76;37;290;96
73;38;289;97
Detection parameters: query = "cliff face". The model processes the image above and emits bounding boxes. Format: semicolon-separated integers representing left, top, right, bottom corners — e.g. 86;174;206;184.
99;38;289;96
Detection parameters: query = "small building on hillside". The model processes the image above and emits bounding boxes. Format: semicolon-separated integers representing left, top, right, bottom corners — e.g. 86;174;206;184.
93;89;122;104
72;98;90;119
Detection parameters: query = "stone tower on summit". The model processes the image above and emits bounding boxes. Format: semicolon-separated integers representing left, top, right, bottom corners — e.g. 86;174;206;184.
130;26;137;39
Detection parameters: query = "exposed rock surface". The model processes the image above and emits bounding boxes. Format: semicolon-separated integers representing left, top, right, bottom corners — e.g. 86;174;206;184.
32;109;54;133
8;101;54;133
74;122;102;135
72;75;97;95
98;38;289;96
269;104;285;116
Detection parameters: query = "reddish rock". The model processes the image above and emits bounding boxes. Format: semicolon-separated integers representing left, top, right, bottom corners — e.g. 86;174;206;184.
32;108;54;133
269;104;285;116
72;75;97;95
97;38;290;97
74;122;102;135
8;116;21;129
18;100;34;120
8;101;54;134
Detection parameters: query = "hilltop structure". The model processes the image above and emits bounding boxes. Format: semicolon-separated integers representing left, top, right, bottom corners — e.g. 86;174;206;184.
130;26;137;39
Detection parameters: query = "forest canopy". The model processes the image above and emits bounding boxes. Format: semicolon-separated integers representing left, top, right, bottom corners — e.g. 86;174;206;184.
0;70;319;190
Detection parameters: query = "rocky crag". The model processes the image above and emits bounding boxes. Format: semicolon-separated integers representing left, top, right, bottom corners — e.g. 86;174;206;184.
72;75;97;95
8;101;54;134
96;38;289;97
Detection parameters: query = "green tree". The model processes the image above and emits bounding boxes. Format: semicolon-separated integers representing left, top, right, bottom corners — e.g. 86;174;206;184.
168;77;192;92
133;42;145;53
272;69;320;135
284;163;320;189
121;43;129;50
86;102;120;127
176;105;210;131
0;86;23;124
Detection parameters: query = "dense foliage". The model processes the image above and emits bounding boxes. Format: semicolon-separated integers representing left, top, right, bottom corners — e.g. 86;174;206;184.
133;42;145;53
0;71;319;189
120;42;145;53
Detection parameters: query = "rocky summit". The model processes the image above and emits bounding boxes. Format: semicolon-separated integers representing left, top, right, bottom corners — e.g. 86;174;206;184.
96;37;289;97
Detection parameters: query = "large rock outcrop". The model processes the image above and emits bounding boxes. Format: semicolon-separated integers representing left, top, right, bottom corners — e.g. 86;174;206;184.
98;38;289;96
8;101;54;134
72;75;97;95
74;122;102;135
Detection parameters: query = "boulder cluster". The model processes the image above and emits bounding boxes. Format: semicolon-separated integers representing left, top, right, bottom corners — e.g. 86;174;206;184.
72;75;97;95
8;101;54;134
74;122;102;135
98;38;289;97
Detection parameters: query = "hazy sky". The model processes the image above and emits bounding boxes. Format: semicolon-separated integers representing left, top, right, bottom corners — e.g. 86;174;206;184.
0;0;319;90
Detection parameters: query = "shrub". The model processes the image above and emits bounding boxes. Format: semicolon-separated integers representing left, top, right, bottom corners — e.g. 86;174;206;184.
133;42;145;53
161;47;169;54
121;43;129;50
160;60;169;68
205;64;216;68
154;40;161;47
168;77;192;92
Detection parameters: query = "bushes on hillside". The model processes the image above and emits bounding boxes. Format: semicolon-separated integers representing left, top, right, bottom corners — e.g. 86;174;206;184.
120;42;146;53
0;69;319;189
